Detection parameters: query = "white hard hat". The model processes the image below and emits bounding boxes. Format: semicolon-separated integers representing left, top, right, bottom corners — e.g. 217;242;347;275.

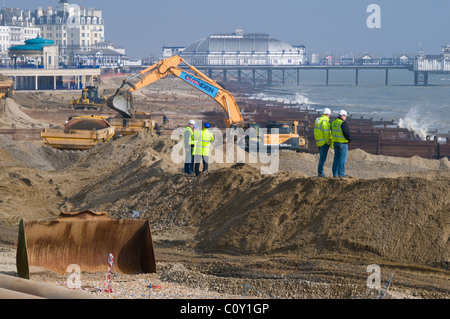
188;120;195;125
339;110;348;116
323;108;331;115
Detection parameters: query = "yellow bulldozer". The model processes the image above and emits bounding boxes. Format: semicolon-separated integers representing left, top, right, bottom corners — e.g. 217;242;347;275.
16;211;156;279
69;86;108;110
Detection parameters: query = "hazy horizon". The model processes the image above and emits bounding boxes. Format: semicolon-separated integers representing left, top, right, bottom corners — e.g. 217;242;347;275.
9;0;450;59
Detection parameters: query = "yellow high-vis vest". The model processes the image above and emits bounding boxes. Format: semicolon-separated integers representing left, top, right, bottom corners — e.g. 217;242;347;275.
331;118;349;143
314;115;331;147
184;126;195;145
194;128;215;156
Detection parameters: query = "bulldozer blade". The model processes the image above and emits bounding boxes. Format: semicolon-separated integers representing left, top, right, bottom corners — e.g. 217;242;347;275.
17;218;156;279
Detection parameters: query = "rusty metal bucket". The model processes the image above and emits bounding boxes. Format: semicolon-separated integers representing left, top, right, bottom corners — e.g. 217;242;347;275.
16;212;156;279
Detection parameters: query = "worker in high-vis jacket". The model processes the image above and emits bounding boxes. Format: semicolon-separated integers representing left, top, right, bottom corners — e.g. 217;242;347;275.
314;108;332;177
331;110;352;177
183;120;196;174
193;122;215;176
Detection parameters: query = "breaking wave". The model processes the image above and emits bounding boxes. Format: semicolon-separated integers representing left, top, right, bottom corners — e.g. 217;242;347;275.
249;92;314;106
398;108;436;140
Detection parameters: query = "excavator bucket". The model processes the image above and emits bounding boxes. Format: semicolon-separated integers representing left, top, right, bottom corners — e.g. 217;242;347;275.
106;90;133;118
16;211;156;279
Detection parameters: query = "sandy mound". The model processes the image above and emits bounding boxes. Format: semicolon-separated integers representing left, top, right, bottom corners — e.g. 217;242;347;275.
0;132;449;270
279;147;450;179
11;92;72;110
38;135;446;270
79;164;447;269
0;98;45;128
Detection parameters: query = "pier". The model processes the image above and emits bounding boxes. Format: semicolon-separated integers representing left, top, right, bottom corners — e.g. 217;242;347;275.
194;64;415;86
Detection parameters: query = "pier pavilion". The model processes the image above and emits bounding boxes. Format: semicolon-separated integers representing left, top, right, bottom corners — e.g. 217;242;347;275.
412;45;450;85
4;35;100;90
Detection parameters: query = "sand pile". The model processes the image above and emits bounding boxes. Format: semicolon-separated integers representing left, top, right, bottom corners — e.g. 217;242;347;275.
33;133;446;270
0;132;449;270
280;147;450;178
75;163;448;269
0;98;45;128
12;92;72;110
0;135;82;170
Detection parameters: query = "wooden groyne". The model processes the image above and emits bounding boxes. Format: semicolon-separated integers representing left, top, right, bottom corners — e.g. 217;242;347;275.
234;98;450;159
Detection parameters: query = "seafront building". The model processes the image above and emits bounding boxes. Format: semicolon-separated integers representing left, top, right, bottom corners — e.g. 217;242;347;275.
0;0;136;73
415;44;450;72
0;8;41;64
73;41;126;69
0;0;114;66
29;0;105;66
164;29;308;66
0;1;129;89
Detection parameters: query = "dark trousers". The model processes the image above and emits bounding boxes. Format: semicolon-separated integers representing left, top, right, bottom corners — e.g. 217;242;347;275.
317;144;330;177
184;146;194;174
194;155;209;176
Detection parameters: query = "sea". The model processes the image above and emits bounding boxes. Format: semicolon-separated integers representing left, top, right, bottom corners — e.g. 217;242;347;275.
249;69;450;141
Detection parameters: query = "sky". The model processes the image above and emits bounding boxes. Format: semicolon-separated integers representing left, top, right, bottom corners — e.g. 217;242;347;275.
9;0;450;58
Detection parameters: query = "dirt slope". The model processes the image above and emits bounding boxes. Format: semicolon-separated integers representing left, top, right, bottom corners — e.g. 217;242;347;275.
0;128;449;272
66;161;449;270
20;133;444;270
0;98;45;128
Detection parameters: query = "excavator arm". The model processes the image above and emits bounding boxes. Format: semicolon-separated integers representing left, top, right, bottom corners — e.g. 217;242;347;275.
107;55;244;127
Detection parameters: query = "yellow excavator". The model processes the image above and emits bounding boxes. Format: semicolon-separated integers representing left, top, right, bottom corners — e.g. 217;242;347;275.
107;55;305;150
22;57;305;278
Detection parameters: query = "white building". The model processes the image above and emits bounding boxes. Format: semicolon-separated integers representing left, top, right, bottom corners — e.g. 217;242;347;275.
0;8;41;64
162;46;184;59
75;41;127;70
415;45;450;72
1;1;120;68
174;29;308;66
32;0;105;65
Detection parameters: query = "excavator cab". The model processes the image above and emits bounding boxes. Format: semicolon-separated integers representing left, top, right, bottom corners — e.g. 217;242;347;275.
261;121;305;151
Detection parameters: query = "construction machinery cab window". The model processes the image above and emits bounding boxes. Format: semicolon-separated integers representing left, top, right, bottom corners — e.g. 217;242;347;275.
86;87;98;101
265;123;294;134
85;86;105;104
